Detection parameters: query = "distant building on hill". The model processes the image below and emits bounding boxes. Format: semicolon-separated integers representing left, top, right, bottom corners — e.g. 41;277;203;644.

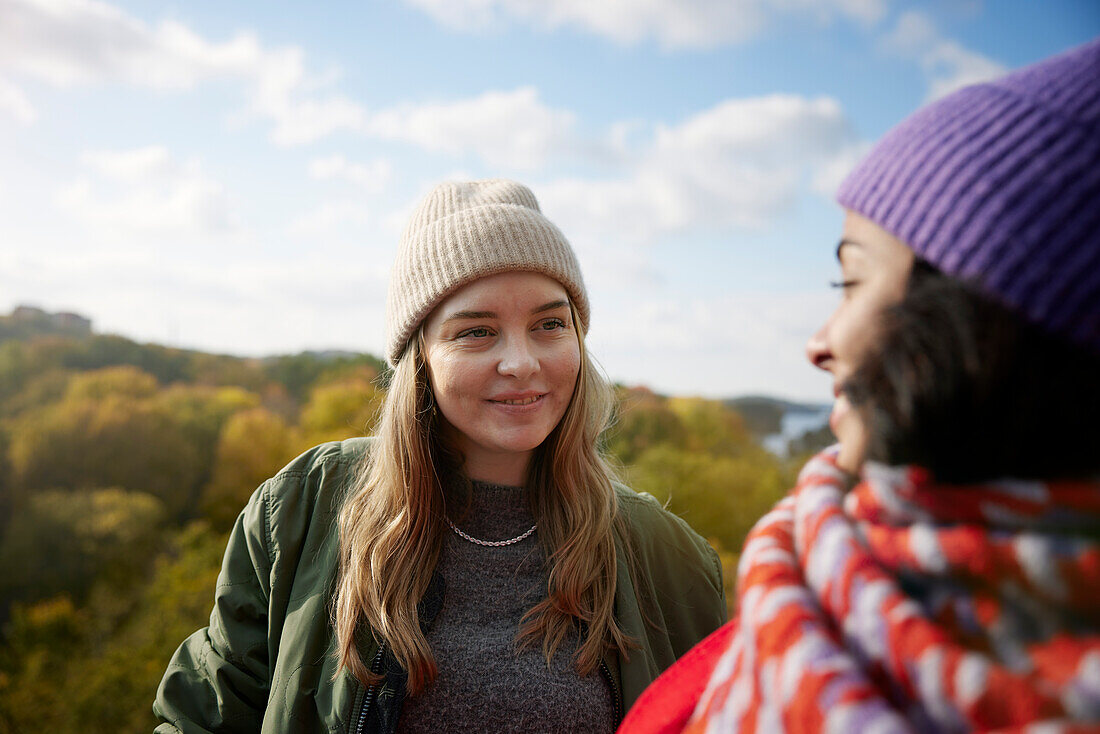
11;305;46;320
52;311;93;333
6;305;93;337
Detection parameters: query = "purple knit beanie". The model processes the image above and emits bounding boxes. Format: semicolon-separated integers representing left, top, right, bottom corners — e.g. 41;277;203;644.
837;37;1100;352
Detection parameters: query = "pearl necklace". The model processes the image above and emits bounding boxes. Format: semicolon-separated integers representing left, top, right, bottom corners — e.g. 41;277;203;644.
444;516;537;547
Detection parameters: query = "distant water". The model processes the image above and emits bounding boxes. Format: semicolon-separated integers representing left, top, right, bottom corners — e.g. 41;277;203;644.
762;406;832;456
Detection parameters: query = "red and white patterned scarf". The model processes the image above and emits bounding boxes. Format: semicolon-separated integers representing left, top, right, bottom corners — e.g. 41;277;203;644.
687;449;1100;732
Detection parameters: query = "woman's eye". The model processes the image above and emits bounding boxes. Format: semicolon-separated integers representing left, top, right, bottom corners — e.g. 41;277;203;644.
538;318;567;331
457;327;492;339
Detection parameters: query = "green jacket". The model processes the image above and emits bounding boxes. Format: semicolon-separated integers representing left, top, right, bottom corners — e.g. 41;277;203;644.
154;438;725;733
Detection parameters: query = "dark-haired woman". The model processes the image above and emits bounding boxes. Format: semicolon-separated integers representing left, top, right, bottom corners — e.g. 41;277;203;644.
620;38;1100;733
154;180;726;733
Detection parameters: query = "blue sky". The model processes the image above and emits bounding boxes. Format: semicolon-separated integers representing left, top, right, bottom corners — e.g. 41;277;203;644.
1;0;1097;401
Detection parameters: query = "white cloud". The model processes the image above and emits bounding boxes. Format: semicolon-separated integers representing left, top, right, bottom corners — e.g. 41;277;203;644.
309;156;392;192
404;0;887;49
366;87;577;168
0;76;36;123
647;95;853;226
0;0;261;88
923;43;1007;101
811;141;872;197
540;94;858;245
290;156;394;240
0;1;579;162
0;0;367;144
883;11;1007;100
588;289;837;399
57;146;235;234
264;96;368;147
287;199;372;239
80;146;177;182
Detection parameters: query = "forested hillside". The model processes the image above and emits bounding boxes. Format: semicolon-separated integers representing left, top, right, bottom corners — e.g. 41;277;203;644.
0;311;818;731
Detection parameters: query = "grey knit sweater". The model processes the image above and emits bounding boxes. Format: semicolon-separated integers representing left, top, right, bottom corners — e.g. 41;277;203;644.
396;479;615;733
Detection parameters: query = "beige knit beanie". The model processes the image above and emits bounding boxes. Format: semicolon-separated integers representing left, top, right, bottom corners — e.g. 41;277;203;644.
385;179;590;365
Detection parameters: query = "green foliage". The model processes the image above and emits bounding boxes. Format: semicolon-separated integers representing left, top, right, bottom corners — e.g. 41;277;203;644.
155;383;264;497
8;376;205;516
155;384;260;437
0;342;31;406
0;368;70;420
0;595;85;729
263;352;385;401
200;407;299;529
299;368;385;444
0;430;11;539
666;396;753;456
0;522;227;733
62;522;227;732
65;364;160;400
0;488;166;610
624;444;787;559
0;341;79;416
184;351;269;391
605;387;688;464
56;334;193;384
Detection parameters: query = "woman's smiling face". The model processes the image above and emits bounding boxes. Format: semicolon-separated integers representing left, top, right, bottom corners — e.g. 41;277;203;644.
806;212;914;473
421;270;581;483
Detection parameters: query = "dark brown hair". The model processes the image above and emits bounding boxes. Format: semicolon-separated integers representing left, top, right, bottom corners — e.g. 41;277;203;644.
844;261;1100;482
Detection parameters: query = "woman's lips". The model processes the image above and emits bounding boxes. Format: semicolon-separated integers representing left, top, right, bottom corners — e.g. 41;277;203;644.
488;393;547;409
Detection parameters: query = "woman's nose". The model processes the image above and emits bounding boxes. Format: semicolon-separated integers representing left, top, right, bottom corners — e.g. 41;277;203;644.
498;337;539;379
805;322;832;371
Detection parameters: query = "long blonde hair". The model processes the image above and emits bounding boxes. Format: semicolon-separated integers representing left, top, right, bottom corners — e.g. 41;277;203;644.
332;310;633;693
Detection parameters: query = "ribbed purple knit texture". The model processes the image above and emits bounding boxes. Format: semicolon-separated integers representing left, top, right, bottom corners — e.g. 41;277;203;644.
838;38;1100;351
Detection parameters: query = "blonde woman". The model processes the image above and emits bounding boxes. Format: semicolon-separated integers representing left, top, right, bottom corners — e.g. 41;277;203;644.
153;179;726;733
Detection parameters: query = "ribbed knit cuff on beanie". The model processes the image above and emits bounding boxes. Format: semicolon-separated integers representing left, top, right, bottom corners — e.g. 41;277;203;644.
838;37;1100;353
385;179;589;365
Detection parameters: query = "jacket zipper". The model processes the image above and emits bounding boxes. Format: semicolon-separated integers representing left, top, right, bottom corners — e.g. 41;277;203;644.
599;659;623;725
354;644;387;734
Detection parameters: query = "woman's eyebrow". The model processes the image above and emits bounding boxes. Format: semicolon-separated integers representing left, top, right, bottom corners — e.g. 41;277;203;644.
442;300;568;323
532;299;569;314
443;310;494;323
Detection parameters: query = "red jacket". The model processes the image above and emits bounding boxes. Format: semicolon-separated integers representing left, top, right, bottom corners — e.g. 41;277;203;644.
617;618;738;734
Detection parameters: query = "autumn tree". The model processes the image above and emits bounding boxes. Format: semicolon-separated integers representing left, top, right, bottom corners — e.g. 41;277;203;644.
7;367;205;516
0;522;226;732
0;488;165;611
199;408;299;529
666;396;754;457
298;368;385;445
605;387;688;464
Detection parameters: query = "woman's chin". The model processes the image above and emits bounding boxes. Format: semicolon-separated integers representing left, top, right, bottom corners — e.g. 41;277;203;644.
831;404;868;475
835;443;864;475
